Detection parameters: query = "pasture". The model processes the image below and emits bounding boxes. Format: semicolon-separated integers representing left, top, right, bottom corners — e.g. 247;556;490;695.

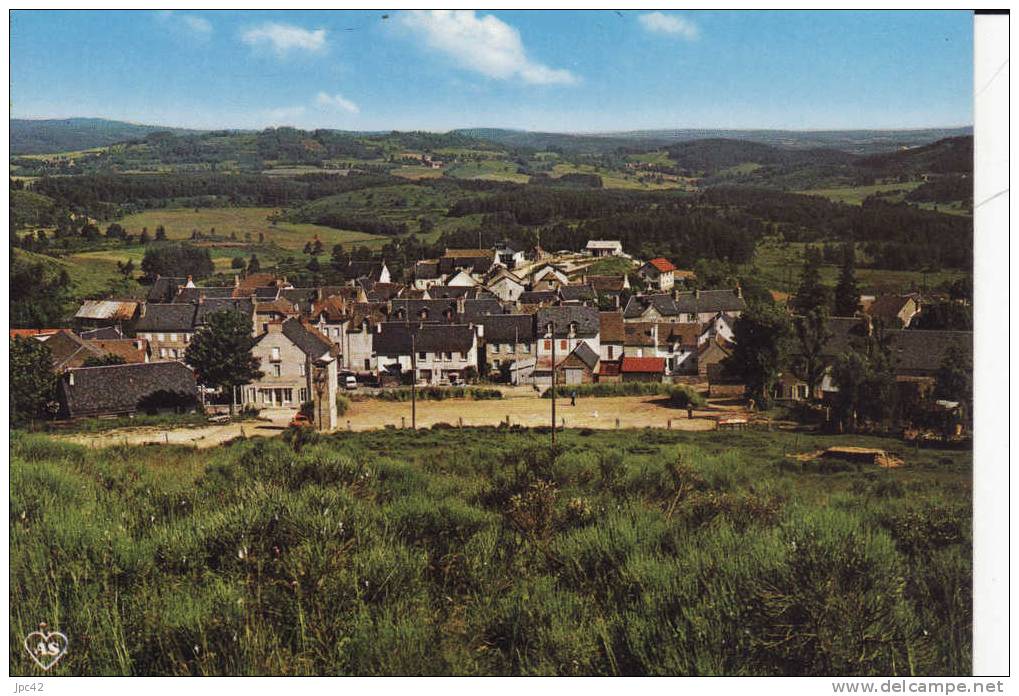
113;207;388;252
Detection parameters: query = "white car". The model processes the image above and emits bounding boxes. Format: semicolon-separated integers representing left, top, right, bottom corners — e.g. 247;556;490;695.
343;375;357;390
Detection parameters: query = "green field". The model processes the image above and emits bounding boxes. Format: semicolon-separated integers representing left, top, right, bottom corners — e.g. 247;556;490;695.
445;160;530;183
114;208;388;252
10;427;970;675
550;162;687;191
751;238;968;295
797;181;924;205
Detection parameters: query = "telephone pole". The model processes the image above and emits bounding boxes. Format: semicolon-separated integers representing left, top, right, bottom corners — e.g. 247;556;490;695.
550;321;556;446
410;330;417;430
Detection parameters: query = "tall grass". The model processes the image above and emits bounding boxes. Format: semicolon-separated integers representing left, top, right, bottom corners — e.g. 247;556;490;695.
9;428;971;676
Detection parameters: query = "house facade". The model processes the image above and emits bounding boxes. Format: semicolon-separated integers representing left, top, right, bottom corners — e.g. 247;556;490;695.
639;257;678;291
244;319;338;425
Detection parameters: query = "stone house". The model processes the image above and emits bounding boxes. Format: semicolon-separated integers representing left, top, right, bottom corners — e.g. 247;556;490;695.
245;320;338;429
673;288;746;324
372;322;479;385
479;314;535;382
133;304;198;361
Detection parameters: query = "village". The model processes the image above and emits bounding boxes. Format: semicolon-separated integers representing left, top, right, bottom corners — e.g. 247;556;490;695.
12;234;972;445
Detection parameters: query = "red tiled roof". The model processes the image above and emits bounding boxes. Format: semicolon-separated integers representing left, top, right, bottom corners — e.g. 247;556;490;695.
648;257;677;273
10;328;61;339
620;356;666;373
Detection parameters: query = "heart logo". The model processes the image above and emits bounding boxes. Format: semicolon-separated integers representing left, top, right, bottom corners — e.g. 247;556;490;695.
23;626;68;671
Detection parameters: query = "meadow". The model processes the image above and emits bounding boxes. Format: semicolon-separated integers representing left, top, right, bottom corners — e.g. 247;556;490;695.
10;427;971;676
750;238;968;295
114;207;387;252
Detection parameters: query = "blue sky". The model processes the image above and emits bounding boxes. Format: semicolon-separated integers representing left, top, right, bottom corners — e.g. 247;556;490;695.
10;10;973;132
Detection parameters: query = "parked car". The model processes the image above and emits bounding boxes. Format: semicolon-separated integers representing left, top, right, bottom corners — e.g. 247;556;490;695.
343;375;357;390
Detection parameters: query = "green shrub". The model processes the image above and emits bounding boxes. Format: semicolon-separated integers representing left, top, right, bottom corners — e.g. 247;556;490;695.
372;387;502;401
542;382;669;399
667;384;706;408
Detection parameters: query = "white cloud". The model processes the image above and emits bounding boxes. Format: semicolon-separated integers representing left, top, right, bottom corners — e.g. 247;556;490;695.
638;12;699;40
156;11;212;40
400;10;576;86
241;22;327;56
316;92;360;115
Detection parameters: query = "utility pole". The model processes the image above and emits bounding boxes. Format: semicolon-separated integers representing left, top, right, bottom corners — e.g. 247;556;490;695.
411;330;417;430
549;321;556;446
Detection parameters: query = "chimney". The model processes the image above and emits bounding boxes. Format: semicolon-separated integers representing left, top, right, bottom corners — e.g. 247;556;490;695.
186;275;195;288
735;285;743;299
234;275;240;288
139;303;147;318
67;371;74;386
864;315;874;337
651;323;659;346
694;288;701;300
376;322;383;334
475;323;484;339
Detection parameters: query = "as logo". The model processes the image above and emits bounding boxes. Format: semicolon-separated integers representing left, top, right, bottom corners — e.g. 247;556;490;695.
24;623;68;671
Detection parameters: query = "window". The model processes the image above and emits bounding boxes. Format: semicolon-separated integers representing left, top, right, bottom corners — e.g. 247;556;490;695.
156;333;165;342
522;343;530;353
169;333;177;342
183;334;190;343
491;343;500;353
271;347;281;361
159;348;167;358
299;388;308;402
299;363;306;376
445;352;453;361
560;340;568;351
606;345;614;359
419;351;427;360
272;364;281;377
460;351;467;360
364;359;371;370
544;339;551;351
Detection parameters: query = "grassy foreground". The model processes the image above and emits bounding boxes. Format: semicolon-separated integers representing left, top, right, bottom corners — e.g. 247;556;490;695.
10;428;971;676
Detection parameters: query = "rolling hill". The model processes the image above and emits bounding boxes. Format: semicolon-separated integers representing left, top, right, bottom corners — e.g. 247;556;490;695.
10;118;203;155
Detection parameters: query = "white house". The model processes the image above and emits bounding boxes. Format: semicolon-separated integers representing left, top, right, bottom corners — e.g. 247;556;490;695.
585;240;623;257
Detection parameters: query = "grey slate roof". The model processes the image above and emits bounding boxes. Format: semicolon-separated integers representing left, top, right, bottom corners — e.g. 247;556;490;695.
559;284;596;302
78;326;124;340
459;298;505;322
797;316;972;376
58;362;197;418
536;306;600;338
194;299;255;327
390;299;459;322
146;276;188;303
673;290;747;315
134;304;197;332
623;294;679;319
373;322;475;355
480;314;535;343
427;285;473;299
569;342;600;371
518;291;558;306
173;287;236;303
